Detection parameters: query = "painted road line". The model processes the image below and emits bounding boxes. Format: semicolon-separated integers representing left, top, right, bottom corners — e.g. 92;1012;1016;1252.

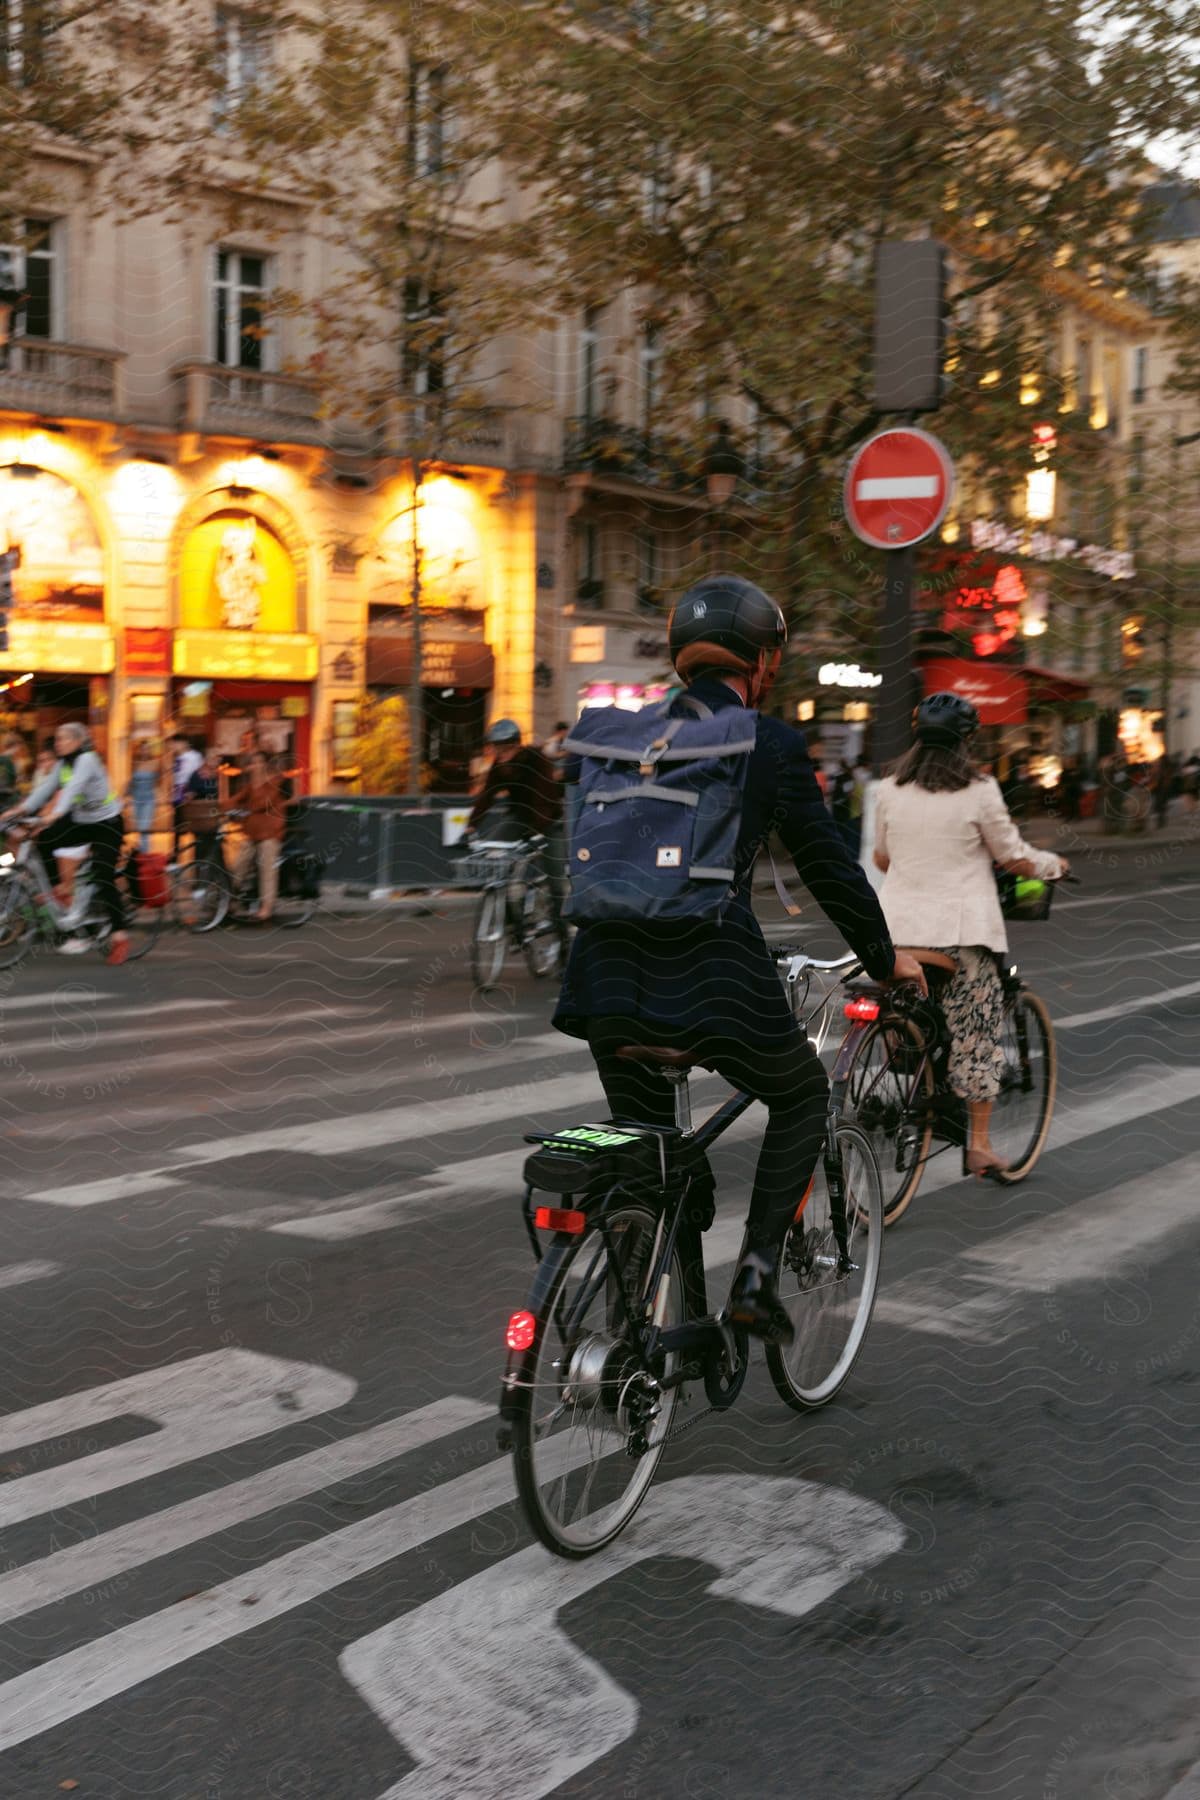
0;1260;61;1290
0;1396;492;1629
1055;881;1200;912
0;1351;354;1528
29;1172;182;1210
1057;979;1200;1029
0;994;236;1017
343;1474;905;1800
0;1003;374;1061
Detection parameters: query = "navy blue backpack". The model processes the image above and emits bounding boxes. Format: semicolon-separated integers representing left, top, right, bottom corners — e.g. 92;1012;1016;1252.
562;695;758;924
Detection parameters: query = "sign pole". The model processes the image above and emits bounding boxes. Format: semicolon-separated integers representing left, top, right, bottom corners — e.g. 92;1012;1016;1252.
876;546;916;772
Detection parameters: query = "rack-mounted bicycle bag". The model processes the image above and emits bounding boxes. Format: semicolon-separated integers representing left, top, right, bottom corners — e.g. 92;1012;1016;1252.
523;1123;668;1195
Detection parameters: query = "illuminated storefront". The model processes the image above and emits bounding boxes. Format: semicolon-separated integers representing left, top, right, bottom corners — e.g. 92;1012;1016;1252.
366;478;495;790
0;464;116;759
171;503;317;787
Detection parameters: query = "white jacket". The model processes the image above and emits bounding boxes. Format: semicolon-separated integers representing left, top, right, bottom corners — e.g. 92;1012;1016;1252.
873;775;1064;953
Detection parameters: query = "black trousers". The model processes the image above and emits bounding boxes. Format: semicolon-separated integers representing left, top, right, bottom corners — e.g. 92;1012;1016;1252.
39;813;126;934
586;1015;828;1256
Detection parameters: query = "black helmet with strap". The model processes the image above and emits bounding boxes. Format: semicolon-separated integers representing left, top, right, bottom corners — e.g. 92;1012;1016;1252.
667;575;787;681
914;691;979;748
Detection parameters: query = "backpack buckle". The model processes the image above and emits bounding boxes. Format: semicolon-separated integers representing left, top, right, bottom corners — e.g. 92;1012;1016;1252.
639;735;669;777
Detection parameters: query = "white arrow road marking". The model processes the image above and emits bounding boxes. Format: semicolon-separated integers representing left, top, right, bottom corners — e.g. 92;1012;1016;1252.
0;1396;492;1627
856;475;939;499
342;1473;904;1800
0;1351;354;1527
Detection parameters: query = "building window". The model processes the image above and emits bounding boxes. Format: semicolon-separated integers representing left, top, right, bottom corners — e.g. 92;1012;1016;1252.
403;279;447;395
575;521;603;607
636;527;661;612
1132;346;1148;405
1129;432;1144;495
0;218;57;339
639;325;660;431
1;0;51;87
407;62;450;176
214;6;271;123
580;306;600;423
213;249;270;370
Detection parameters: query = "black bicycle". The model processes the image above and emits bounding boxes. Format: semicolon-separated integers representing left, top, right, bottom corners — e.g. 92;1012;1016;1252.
464;833;563;988
498;1012;884;1557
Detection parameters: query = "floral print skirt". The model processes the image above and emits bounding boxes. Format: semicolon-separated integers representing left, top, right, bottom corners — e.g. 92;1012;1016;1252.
932;945;1005;1103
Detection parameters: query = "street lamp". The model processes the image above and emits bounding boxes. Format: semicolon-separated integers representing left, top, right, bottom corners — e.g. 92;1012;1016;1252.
704;420;743;571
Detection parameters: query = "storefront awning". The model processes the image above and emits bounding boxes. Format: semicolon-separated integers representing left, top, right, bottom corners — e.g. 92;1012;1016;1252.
1019;665;1091;703
921;657;1027;726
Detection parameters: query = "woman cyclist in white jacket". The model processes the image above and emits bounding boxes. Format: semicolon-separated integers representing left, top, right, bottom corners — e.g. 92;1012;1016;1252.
872;692;1067;1179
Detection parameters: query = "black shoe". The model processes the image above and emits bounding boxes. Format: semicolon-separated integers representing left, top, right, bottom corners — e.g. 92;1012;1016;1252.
727;1253;794;1345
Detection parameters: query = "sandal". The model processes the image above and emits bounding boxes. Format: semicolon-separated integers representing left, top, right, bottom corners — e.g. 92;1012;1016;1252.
963;1147;1010;1181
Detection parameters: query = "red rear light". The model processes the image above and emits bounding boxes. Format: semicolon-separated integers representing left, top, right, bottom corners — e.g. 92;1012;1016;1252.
534;1205;587;1234
506;1310;536;1352
843;997;880;1022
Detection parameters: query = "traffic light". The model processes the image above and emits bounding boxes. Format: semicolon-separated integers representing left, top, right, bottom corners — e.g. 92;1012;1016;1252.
873;240;947;414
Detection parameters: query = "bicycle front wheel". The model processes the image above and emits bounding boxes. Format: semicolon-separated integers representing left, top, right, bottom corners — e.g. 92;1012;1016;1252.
174;861;230;933
522;880;563;979
766;1124;884;1411
989;989;1056;1181
511;1200;684;1557
115;876;164;960
0;873;38;970
837;1016;933;1226
471;885;507;988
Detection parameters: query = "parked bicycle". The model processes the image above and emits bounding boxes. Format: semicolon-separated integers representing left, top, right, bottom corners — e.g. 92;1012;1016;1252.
0;826;162;968
498;964;884;1556
464;832;564;988
167;850;233;934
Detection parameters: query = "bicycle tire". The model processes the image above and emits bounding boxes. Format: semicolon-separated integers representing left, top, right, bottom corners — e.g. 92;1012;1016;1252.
274;891;318;928
835;1016;933;1226
174;861;231;933
766;1124;884;1411
990;989;1056;1181
471;885;507;988
511;1199;684;1558
0;873;39;970
522;879;562;980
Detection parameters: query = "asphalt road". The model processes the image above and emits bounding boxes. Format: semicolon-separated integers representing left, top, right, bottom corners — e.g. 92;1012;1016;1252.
0;853;1199;1800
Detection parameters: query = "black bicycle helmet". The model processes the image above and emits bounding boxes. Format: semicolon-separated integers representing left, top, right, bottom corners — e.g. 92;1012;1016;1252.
914;691;979;748
667;575;787;679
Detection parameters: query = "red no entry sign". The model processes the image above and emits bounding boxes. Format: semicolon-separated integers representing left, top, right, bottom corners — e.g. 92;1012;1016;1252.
844;427;955;550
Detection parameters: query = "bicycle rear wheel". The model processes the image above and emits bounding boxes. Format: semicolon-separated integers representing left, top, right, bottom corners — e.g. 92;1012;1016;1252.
989;989;1056;1180
766;1124;884;1410
510;1200;684;1557
174;861;230;932
471;886;507;988
523;879;562;979
112;873;163;961
836;1016;932;1226
273;890;317;928
0;873;38;970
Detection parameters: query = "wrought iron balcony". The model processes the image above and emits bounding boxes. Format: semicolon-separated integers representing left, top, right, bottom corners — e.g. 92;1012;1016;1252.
0;338;123;422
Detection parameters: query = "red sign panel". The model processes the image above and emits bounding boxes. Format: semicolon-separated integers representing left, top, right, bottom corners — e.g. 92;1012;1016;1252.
844;427;954;550
124;627;172;676
922;657;1027;726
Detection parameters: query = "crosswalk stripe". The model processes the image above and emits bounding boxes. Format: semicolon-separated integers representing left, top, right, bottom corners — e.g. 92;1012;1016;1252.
0;1002;375;1062
1057;979;1200;1028
0;1415;561;1752
0;994;235;1017
0;1260;61;1289
0;1395;491;1629
29;1172;181;1210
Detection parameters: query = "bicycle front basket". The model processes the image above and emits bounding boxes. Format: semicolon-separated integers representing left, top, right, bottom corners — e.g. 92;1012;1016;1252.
995;868;1055;922
460;847;522;885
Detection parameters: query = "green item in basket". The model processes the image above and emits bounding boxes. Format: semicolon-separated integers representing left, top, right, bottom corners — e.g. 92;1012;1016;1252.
1014;877;1045;903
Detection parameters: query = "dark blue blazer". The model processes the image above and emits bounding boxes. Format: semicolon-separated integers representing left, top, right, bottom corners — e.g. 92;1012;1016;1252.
553;678;896;1043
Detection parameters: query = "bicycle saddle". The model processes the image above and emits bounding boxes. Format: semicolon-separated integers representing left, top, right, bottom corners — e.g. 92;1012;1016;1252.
616;1045;712;1071
895;947;959;974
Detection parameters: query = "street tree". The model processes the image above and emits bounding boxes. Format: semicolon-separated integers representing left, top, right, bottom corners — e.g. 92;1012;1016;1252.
478;0;1200;657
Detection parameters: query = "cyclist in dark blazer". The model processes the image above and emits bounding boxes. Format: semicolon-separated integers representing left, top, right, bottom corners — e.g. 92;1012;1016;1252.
554;575;925;1341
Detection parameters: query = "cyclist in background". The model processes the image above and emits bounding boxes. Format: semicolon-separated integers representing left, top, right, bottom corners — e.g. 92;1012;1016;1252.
0;721;130;964
872;692;1068;1180
468;719;566;937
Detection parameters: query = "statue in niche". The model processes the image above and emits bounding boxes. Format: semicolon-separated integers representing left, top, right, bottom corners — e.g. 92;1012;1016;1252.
215;519;267;630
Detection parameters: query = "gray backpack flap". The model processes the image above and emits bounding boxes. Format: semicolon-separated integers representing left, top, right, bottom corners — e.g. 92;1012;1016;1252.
562;697;757;924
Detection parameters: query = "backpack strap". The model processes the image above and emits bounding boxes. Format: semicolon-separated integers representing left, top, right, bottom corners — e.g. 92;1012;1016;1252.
671;694;714;720
768;841;803;917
